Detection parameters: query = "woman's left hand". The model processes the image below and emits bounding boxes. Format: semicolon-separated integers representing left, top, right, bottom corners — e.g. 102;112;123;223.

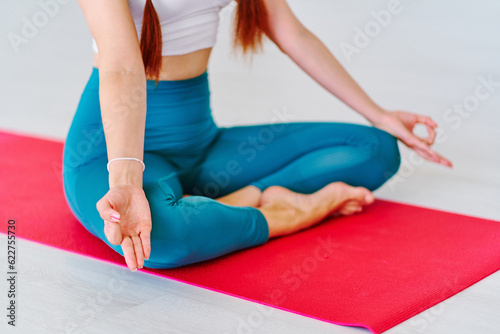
371;110;453;167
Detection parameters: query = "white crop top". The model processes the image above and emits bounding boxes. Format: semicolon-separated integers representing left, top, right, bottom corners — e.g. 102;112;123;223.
92;0;234;56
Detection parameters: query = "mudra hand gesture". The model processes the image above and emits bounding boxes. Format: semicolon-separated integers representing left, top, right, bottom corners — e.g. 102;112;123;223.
96;185;152;271
372;110;453;167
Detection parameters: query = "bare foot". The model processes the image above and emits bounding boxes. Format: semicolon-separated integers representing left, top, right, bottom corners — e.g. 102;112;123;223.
259;182;374;238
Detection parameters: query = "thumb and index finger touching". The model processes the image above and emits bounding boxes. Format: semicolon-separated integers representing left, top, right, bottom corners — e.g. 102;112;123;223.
406;117;453;168
413;115;437;146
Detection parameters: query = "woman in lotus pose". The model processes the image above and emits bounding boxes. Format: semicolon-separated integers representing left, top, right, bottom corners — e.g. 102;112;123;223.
63;0;452;272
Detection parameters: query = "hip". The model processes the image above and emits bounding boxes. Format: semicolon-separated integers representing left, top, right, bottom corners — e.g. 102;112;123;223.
63;67;220;173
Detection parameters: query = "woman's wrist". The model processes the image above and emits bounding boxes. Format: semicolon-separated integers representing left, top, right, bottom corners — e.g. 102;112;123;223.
364;105;389;126
108;160;144;188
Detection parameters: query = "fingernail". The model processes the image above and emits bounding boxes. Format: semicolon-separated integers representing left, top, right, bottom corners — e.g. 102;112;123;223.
110;214;120;221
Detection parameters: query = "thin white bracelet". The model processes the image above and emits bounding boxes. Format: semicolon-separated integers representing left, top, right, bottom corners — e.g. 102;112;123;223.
107;157;145;172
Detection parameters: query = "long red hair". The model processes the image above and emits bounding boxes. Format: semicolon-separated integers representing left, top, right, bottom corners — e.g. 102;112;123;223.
140;0;269;83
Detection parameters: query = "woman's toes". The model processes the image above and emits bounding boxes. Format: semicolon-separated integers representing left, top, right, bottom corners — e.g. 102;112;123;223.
363;191;375;205
338;201;363;215
349;187;373;206
334;186;373;216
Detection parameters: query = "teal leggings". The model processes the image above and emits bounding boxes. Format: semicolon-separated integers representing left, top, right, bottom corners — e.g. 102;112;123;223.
62;68;401;268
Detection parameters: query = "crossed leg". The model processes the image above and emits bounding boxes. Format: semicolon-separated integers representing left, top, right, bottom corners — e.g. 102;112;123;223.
66;122;400;268
185;122;401;237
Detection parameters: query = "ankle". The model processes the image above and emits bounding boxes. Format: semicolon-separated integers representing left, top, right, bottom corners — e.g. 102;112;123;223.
259;202;300;238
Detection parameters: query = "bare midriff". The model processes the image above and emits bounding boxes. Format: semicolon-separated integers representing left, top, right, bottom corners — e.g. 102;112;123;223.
92;47;213;81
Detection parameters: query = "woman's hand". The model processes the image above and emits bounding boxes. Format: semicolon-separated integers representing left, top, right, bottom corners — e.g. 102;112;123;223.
371;110;453;167
96;185;152;271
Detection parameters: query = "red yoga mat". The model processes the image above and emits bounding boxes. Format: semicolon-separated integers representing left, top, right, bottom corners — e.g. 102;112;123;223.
1;129;500;333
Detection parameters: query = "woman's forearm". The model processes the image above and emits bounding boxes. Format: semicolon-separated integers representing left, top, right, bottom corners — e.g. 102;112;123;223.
99;69;147;188
278;28;387;123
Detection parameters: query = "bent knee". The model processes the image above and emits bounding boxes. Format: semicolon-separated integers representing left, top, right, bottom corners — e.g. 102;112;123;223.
377;128;401;171
143;202;197;268
143;191;222;268
369;128;401;189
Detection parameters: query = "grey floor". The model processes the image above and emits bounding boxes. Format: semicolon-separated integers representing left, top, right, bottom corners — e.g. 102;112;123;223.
1;0;499;333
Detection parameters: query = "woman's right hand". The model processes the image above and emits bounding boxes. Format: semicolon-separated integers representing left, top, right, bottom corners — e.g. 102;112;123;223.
96;185;152;271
